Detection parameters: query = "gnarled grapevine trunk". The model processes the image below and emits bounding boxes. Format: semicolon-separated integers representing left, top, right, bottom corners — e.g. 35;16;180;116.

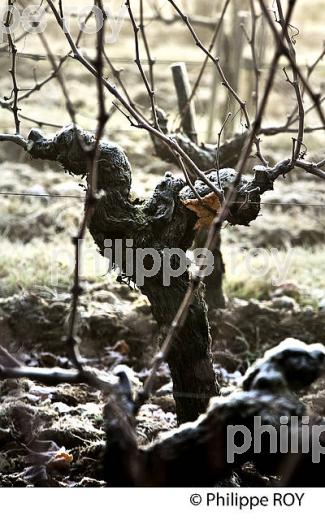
27;125;268;423
27;126;219;422
141;272;216;423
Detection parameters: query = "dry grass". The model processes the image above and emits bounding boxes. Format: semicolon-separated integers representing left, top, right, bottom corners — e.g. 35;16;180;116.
223;243;325;305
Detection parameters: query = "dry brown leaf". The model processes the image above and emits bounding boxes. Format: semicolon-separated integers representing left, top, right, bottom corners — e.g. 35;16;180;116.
182;192;222;229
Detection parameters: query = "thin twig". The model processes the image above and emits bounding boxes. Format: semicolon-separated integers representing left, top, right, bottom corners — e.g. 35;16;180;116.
258;0;325;128
5;0;20;134
126;0;160;129
139;0;156;93
216;111;232;185
241;0;261;116
184;0;231;116
276;0;304;162
66;0;109;371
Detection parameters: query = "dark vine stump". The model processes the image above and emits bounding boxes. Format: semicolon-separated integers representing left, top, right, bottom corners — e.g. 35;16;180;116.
27;125;266;423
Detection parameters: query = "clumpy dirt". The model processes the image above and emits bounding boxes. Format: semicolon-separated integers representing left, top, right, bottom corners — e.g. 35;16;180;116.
0;278;173;487
1;279;325;487
211;296;325;371
0;285;157;367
